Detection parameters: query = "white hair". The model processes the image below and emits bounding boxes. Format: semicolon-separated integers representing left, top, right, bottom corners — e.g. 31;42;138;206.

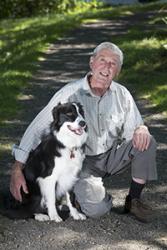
92;42;123;66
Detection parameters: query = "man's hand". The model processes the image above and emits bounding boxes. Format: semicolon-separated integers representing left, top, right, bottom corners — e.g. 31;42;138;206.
132;125;151;152
10;161;28;202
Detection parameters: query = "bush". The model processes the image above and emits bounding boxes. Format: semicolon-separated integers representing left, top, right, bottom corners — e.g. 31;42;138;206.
0;0;96;19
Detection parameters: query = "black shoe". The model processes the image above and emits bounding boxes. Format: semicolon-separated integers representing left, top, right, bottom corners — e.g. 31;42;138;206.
124;195;154;223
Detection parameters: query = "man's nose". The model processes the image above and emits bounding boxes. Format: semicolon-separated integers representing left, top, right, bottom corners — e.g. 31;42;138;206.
105;61;111;69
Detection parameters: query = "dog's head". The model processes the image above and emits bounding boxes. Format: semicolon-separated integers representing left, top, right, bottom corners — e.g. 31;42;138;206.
51;102;88;147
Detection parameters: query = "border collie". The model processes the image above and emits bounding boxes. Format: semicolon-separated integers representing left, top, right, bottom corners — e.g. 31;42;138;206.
3;102;88;222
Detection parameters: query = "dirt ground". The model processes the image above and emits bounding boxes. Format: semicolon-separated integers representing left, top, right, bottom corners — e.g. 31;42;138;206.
0;10;167;250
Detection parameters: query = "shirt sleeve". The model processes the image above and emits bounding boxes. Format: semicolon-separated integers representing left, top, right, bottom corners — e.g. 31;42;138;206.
12;85;75;163
122;89;143;141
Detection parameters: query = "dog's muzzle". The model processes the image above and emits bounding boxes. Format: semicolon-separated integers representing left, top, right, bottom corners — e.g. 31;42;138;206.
67;119;87;136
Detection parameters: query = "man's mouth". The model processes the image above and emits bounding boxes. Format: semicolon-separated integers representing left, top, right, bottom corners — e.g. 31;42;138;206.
67;125;84;135
100;72;109;78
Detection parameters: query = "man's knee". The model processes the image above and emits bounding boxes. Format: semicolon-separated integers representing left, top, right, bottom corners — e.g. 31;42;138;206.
133;135;157;159
148;136;157;152
81;196;112;218
132;135;157;180
73;175;112;218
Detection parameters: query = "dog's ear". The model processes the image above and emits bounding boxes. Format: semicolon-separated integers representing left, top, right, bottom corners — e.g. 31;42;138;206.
52;102;61;121
76;102;85;117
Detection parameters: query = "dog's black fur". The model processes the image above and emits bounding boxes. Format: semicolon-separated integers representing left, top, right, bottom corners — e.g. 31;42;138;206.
0;102;87;221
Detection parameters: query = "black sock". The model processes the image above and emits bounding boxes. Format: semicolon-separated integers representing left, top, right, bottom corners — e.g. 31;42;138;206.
128;180;145;199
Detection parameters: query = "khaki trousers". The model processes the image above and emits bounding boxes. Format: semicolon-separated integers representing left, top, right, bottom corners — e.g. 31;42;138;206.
74;136;157;218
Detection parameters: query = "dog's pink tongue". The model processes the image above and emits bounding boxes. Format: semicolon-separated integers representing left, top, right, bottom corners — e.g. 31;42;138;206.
75;128;83;135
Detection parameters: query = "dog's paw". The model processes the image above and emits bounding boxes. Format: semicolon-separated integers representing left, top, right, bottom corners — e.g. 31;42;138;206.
34;213;49;221
49;214;63;222
72;211;86;220
76;212;86;220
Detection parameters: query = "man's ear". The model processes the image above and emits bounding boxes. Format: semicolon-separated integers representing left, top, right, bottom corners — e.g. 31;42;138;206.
116;66;121;77
89;56;94;69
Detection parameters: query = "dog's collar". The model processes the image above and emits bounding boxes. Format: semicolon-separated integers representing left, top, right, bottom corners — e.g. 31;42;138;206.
70;147;79;159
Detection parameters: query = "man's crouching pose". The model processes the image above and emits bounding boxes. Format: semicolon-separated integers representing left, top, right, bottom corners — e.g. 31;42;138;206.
10;42;157;223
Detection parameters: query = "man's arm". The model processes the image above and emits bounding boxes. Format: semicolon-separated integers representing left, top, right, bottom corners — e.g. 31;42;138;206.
10;100;56;201
10;97;60;201
132;125;151;152
10;100;55;201
122;90;151;151
10;161;28;202
10;79;81;201
13;86;71;163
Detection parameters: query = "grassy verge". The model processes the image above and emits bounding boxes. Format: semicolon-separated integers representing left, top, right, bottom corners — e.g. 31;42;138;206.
83;2;167;114
0;2;102;125
0;2;166;127
116;4;167;115
0;14;81;124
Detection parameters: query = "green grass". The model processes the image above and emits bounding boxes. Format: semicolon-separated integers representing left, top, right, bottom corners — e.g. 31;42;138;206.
82;2;167;114
0;2;166;126
113;4;167;114
0;13;82;124
0;1;102;125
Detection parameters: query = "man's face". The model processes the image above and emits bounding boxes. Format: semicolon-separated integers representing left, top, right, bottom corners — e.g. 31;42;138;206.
89;48;121;90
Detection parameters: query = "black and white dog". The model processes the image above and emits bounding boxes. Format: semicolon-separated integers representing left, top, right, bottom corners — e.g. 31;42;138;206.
3;102;88;222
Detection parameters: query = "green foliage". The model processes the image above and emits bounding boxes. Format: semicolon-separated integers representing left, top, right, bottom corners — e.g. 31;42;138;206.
0;13;82;123
113;7;167;114
0;0;57;18
0;0;102;19
0;2;102;124
82;2;167;114
0;2;166;125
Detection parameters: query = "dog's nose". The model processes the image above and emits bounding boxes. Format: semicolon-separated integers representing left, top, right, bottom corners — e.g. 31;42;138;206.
79;120;86;127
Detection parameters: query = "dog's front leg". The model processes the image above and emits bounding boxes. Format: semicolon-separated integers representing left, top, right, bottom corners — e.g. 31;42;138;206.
38;177;62;222
66;192;86;220
47;192;62;222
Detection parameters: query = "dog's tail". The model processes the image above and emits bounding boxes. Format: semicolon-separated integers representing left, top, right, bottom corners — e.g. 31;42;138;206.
0;207;34;220
0;190;70;221
0;190;35;220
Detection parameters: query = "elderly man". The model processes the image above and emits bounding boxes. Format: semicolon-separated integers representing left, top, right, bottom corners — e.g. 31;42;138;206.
10;42;157;222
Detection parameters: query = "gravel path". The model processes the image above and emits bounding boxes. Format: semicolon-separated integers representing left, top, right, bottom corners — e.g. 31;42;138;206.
0;11;167;250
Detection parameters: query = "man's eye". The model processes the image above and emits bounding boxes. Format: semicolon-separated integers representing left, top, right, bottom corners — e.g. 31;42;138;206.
111;62;116;66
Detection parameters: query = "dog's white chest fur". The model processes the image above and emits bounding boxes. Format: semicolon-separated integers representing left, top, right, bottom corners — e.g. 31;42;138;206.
38;148;84;196
37;147;85;222
53;148;84;197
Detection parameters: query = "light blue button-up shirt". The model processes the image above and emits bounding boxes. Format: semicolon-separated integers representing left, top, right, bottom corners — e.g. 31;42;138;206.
13;74;143;163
